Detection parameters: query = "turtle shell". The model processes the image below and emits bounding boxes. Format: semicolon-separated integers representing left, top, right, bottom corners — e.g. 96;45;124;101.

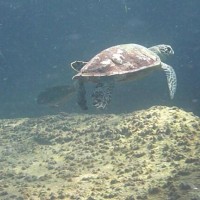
73;44;161;82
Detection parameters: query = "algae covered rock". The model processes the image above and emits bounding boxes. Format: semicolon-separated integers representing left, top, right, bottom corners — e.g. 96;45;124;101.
0;106;199;199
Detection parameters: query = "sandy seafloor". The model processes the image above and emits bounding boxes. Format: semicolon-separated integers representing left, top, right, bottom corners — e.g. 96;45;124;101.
0;106;199;200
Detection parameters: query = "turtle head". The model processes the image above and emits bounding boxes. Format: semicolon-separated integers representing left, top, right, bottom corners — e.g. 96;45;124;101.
149;44;174;61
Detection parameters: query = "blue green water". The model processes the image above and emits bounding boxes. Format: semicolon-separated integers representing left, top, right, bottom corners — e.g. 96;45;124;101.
0;0;200;118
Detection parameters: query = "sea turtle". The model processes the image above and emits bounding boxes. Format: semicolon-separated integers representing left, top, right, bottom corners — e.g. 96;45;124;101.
71;43;177;110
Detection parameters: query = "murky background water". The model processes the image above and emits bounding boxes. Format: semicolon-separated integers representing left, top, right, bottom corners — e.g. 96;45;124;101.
0;0;200;118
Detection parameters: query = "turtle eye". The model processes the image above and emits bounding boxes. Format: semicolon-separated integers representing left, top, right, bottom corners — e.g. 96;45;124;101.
166;46;172;53
166;47;171;52
164;46;174;55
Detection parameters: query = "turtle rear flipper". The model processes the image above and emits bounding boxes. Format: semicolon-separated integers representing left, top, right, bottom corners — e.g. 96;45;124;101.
76;79;88;110
71;61;88;72
161;63;177;99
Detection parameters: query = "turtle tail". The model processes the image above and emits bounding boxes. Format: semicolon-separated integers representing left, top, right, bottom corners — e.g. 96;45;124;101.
76;79;88;110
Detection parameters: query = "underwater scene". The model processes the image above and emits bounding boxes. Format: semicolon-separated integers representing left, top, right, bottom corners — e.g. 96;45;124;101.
0;0;200;199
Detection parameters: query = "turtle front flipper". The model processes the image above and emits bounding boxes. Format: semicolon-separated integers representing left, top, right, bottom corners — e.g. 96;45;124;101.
76;79;88;110
92;82;114;109
161;63;177;99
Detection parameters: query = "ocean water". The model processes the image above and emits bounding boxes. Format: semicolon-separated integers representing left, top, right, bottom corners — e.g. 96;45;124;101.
0;0;200;117
0;1;200;199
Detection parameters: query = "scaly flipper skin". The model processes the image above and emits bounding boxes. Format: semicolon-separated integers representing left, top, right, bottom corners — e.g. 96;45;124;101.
92;82;114;109
161;63;177;99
